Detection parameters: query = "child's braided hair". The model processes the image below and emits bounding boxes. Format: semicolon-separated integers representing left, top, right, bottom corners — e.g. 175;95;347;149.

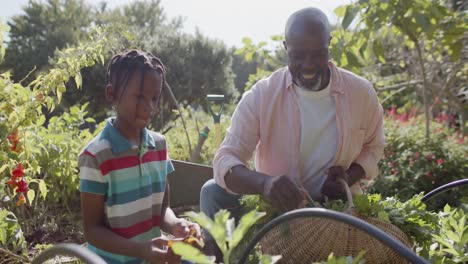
105;49;166;100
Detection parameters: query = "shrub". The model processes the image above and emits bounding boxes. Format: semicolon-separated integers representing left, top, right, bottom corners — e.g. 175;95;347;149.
371;110;467;209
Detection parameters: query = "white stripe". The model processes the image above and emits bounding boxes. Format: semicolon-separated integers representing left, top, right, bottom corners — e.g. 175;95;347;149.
87;139;111;154
80;167;105;183
106;192;164;218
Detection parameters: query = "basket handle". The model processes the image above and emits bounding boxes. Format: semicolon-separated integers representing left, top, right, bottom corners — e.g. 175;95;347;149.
338;178;355;209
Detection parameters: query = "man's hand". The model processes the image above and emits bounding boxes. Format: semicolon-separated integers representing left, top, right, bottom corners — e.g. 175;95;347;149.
321;166;348;200
262;175;305;211
140;237;181;264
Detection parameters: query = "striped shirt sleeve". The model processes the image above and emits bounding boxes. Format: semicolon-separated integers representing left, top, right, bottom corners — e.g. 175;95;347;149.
79;150;108;195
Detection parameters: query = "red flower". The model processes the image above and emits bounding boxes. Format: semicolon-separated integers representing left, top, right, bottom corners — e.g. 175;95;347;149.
16;193;26;206
437;159;443;166
414;152;421;158
426;153;435;161
399;112;408;123
16;179;28;194
391;169;398;175
12;163;24;178
458;137;465;144
409;158;414;166
426;171;435;181
6;178;17;189
7;130;22;153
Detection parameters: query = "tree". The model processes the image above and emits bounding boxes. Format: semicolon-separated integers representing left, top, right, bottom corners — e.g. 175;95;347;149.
2;0;238;129
335;0;466;138
2;0;93;83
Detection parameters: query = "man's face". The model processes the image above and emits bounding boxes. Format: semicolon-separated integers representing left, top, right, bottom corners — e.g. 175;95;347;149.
285;34;330;91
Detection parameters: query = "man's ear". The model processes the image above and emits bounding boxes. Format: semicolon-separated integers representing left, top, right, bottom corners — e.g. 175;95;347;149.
105;84;114;102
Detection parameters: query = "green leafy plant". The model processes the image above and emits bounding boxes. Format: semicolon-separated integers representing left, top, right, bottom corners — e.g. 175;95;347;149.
372;114;468;209
0;209;28;263
429;205;468;263
313;251;366;264
0;21;131;261
170;209;280;264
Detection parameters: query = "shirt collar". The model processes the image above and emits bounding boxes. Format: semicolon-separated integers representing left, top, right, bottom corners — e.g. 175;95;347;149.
100;118;156;153
286;61;344;95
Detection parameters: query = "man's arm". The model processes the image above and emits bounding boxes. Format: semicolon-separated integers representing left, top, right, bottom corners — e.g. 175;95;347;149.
214;86;304;211
353;86;385;180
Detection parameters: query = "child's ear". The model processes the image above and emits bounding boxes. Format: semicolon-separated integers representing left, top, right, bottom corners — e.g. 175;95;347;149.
105;84;115;102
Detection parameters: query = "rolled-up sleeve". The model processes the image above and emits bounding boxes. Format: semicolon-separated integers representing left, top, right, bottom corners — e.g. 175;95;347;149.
213;87;260;192
354;87;385;180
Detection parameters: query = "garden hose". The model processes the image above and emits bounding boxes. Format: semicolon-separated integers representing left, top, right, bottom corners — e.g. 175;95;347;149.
32;243;106;264
237;208;429;264
421;179;468;203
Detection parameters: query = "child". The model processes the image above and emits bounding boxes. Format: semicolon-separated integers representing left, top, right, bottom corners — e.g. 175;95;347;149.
79;49;200;264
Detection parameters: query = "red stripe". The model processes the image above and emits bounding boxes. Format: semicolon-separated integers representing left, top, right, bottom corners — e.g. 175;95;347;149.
112;215;160;239
80;150;95;158
100;156;139;176
142;149;167;163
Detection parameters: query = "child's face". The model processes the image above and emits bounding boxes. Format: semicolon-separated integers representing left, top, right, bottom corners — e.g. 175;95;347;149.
113;70;162;130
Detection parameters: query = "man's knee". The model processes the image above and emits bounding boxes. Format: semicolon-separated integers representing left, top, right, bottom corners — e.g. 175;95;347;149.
200;179;228;201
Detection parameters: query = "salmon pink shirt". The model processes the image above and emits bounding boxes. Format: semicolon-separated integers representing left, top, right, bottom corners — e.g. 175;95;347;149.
214;62;385;195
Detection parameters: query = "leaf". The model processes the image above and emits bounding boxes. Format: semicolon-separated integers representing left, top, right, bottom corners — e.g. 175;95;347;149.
27;190;35;206
0;164;9;174
36;115;46;126
0;46;5;62
415;13;432;35
334;5;347;18
39;180;48;199
448;41;462;61
260;254;282;264
345;51;364;68
214;209;230;227
342;5;359;30
0;229;6;244
171;242;215;264
229;210;266;249
372;39;385;63
242;37;252;46
74;73;82;89
184;211;226;252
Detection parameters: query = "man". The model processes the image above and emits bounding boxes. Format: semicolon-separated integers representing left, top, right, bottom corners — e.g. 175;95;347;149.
200;6;385;258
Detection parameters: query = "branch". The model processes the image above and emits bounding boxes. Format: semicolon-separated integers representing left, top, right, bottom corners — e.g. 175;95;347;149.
0;247;29;263
164;81;193;155
376;80;423;92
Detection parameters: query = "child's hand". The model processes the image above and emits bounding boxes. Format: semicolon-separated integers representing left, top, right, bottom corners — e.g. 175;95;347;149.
141;237;181;264
170;218;202;239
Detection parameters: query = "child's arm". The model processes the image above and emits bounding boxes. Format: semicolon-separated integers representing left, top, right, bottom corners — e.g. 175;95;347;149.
81;192;179;263
160;180;201;238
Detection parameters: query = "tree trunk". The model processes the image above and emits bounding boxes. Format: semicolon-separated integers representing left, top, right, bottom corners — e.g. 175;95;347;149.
415;41;431;140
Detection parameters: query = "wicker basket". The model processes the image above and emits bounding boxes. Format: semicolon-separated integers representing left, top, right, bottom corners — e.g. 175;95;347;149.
260;179;413;264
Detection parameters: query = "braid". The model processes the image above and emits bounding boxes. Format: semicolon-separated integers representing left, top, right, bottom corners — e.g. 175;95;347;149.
106;49;166;98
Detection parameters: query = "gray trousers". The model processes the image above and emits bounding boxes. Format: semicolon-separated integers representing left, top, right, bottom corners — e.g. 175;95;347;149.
199;179;242;239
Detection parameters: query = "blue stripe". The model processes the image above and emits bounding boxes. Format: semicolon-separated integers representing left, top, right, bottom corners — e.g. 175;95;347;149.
107;169;166;195
106;182;166;206
167;160;174;174
87;244;136;263
80;180;107;195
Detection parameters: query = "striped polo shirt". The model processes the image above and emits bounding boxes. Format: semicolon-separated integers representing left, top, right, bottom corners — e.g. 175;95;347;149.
78;118;174;264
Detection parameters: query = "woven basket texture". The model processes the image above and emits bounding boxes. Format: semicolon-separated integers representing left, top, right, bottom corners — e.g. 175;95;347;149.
260;179;413;264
